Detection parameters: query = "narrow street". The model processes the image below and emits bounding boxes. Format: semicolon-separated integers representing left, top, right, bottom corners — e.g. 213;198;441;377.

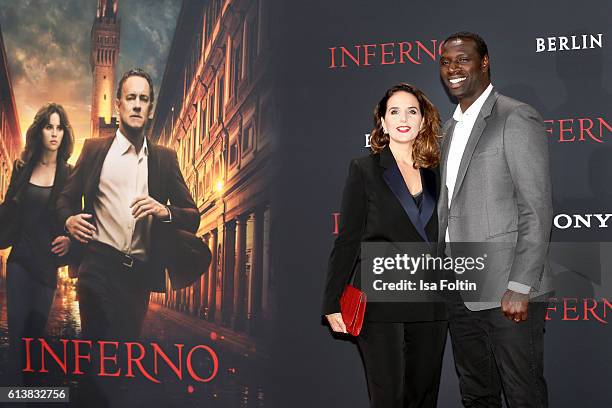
0;277;268;407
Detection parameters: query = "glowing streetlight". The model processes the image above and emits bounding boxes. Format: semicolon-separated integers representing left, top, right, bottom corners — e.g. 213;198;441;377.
215;180;224;193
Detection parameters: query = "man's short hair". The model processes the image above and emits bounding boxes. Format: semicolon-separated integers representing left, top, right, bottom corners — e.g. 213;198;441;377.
116;68;155;103
442;31;489;60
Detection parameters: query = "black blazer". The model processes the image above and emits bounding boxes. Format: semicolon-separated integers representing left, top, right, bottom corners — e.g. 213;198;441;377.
0;159;72;249
56;136;199;292
322;147;446;322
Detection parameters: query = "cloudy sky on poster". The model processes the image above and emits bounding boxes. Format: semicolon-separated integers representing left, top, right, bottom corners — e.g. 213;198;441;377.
0;0;180;151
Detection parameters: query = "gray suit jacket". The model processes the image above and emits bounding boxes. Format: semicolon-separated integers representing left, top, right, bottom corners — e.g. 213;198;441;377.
438;90;553;311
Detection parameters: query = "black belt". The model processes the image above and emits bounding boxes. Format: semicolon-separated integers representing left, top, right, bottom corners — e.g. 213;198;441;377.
87;241;147;270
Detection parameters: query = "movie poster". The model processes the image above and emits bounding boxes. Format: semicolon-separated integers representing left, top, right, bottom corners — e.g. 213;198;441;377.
0;0;610;407
0;0;275;406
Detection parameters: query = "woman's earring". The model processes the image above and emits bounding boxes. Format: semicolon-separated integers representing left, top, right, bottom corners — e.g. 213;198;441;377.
382;126;388;134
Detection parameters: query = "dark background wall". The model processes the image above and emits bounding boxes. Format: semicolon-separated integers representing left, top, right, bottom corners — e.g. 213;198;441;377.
269;1;611;407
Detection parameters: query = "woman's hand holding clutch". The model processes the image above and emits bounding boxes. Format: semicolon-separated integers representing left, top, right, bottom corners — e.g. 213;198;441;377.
326;312;347;333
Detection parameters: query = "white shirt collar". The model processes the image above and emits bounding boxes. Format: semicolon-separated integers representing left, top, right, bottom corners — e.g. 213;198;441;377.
115;128;148;157
452;83;494;122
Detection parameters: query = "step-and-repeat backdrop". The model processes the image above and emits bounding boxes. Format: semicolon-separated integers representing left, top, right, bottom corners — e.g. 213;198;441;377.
270;1;611;407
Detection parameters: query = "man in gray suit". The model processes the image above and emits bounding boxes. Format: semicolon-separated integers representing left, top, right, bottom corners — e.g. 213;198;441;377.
438;32;553;407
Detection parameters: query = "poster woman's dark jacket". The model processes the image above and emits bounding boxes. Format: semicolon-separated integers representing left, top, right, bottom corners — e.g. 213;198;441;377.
322;147;446;322
0;159;72;287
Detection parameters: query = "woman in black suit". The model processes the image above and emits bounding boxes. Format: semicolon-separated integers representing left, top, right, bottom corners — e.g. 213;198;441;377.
1;103;74;383
322;84;447;408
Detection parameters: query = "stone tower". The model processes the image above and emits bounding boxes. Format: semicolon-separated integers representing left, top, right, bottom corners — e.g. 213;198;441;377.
90;0;120;138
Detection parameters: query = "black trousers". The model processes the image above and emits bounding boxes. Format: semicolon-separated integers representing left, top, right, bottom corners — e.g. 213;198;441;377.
77;242;151;341
75;243;152;407
357;320;448;408
5;261;55;385
447;300;548;408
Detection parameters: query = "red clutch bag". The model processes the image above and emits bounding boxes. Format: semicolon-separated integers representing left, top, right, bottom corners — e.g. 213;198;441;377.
340;284;367;336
